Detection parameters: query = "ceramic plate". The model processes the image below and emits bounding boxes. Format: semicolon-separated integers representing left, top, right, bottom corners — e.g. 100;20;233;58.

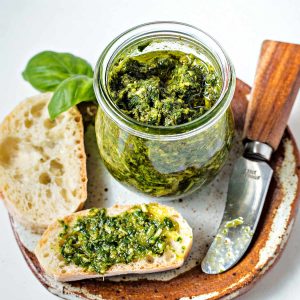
10;79;300;300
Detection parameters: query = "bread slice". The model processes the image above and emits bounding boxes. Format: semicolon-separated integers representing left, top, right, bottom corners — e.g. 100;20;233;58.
35;203;193;281
0;93;87;233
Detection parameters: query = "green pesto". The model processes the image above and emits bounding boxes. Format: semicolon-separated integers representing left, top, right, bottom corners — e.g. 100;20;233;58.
225;217;244;228
58;204;181;274
204;221;253;273
108;51;222;126
95;49;234;198
95;107;234;197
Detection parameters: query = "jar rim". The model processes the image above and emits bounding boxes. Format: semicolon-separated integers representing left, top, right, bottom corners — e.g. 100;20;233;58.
94;21;236;141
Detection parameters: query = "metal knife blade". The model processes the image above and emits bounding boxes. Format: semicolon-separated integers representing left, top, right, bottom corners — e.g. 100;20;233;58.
201;155;273;274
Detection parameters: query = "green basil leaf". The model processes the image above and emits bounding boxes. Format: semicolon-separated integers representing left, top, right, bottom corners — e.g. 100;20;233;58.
22;51;93;92
48;75;96;120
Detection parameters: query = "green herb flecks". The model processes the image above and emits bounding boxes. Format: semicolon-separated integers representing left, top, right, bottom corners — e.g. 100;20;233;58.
96;50;234;197
58;204;179;274
96;107;234;197
108;51;222;126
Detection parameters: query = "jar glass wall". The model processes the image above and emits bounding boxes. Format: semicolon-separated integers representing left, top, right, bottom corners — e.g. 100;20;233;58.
94;22;236;200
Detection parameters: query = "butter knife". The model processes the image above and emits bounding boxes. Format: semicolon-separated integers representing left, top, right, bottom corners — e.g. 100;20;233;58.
202;40;300;274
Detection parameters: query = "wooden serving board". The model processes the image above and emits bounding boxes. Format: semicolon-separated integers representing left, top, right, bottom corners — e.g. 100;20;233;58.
10;79;300;300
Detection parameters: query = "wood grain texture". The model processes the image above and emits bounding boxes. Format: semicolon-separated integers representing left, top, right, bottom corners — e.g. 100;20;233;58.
244;40;300;150
9;80;300;300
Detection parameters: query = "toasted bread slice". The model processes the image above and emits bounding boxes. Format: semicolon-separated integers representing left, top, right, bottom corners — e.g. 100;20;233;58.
35;203;193;281
0;93;87;233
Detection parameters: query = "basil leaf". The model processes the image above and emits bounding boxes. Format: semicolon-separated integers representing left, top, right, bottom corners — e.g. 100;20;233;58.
48;75;96;120
22;51;93;92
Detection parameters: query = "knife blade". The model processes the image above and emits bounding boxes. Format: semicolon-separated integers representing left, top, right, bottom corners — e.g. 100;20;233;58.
202;40;300;274
201;146;273;274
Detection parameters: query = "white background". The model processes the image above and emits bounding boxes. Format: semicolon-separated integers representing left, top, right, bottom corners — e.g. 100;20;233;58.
0;0;300;299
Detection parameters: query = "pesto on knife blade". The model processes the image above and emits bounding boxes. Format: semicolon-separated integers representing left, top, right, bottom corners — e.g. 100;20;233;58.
59;204;182;274
108;51;222;126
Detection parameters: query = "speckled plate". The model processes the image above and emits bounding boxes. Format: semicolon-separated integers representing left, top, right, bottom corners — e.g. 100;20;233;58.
10;79;300;300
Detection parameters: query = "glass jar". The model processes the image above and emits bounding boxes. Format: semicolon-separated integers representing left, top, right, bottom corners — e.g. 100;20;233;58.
94;21;235;200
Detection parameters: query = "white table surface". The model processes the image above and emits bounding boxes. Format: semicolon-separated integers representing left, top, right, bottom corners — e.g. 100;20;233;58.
0;0;300;299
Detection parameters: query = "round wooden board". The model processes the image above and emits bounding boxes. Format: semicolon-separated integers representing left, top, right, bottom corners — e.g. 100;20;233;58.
10;79;300;300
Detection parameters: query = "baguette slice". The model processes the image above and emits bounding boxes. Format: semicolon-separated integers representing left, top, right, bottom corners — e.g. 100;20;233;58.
0;93;87;233
35;203;193;281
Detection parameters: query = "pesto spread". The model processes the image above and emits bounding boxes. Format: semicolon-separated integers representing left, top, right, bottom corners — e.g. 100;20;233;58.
59;204;181;273
108;51;221;126
95;48;234;197
202;218;254;274
96;108;234;197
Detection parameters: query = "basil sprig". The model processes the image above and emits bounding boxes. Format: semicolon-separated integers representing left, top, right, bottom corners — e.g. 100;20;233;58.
22;51;96;120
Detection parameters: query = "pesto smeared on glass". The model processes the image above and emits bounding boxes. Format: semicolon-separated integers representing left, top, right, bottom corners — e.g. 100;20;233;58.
59;204;181;274
96;106;234;197
108;51;222;126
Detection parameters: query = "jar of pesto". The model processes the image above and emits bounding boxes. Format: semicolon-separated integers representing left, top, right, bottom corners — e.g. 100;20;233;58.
94;22;235;200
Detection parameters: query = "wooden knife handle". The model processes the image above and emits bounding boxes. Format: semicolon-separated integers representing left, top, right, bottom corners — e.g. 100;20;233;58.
243;40;300;151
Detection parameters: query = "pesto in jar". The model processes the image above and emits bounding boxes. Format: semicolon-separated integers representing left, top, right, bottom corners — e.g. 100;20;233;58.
96;107;234;197
95;47;234;198
59;204;182;274
108;51;222;126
